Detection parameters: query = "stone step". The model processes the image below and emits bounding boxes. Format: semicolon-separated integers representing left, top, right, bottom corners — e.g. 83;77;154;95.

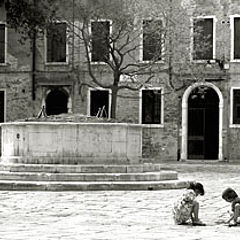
3;157;137;165
0;171;177;182
0;163;161;173
0;179;191;191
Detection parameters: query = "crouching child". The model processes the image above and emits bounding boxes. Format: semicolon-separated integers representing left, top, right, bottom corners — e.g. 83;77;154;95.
173;182;206;226
222;187;240;227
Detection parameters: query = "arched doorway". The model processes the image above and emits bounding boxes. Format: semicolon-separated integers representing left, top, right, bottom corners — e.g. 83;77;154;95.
45;88;68;116
181;82;223;161
188;86;219;159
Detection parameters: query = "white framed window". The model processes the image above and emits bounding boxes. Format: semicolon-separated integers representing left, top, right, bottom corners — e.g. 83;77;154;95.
89;19;112;64
45;22;69;64
190;16;216;62
139;87;164;127
0;22;7;65
230;15;240;62
87;87;112;118
230;87;240;127
139;18;164;63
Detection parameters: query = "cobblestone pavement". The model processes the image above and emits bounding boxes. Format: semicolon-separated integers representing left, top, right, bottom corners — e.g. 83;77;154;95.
1;163;240;240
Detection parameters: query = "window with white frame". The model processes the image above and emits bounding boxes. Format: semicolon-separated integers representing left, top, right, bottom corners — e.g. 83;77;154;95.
233;17;240;60
46;22;67;63
91;20;110;62
142;19;163;62
0;24;6;64
140;88;162;124
89;89;110;118
192;17;214;60
231;88;240;125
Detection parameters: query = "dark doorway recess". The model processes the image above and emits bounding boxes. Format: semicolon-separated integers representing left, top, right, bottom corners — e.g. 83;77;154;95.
188;87;219;160
46;89;68;116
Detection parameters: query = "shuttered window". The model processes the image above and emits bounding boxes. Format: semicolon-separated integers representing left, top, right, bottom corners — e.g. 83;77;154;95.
142;19;162;61
47;22;67;63
233;89;240;124
0;24;5;63
234;18;240;59
193;18;213;60
91;21;110;62
142;89;162;124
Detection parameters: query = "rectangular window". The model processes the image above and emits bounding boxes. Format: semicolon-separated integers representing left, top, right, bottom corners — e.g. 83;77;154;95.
0;24;5;63
234;17;240;59
142;19;162;61
46;22;67;63
193;18;214;60
141;89;162;124
0;91;5;122
90;89;110;118
233;89;240;124
91;21;110;62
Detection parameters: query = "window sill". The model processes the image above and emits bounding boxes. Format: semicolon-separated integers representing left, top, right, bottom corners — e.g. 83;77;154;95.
191;59;215;63
230;59;240;63
45;62;69;66
0;63;7;66
139;60;165;64
90;61;108;65
140;123;164;128
229;124;240;128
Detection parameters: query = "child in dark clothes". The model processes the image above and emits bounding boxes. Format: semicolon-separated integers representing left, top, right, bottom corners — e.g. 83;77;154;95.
222;188;240;227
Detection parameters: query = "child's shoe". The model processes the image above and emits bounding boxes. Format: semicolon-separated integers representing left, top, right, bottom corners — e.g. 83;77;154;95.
228;220;238;227
192;220;206;226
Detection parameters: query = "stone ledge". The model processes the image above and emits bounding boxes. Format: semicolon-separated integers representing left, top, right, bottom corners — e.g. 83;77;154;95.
0;179;191;191
0;170;178;182
0;163;162;173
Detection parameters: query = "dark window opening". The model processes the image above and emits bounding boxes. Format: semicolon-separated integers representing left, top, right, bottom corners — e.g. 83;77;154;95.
142;89;161;124
0;24;5;63
91;21;110;62
90;90;109;118
47;23;67;63
234;18;240;59
143;19;162;61
46;89;68;116
193;18;213;60
233;89;240;124
0;91;4;122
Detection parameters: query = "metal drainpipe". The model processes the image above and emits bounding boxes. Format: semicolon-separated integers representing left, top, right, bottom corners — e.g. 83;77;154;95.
32;0;36;101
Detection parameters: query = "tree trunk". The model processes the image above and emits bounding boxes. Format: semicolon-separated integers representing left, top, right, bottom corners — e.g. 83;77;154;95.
111;86;118;119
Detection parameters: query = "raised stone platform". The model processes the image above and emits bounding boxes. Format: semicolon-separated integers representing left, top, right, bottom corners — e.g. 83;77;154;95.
0;122;142;164
0;119;189;191
0;163;190;191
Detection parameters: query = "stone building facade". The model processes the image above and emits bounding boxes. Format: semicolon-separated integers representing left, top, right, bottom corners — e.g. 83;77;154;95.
1;0;240;162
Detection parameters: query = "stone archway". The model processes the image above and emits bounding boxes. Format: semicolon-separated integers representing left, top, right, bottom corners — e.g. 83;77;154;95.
181;82;223;160
45;88;69;116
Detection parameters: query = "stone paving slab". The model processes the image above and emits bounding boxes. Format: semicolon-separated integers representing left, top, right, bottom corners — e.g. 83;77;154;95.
0;163;240;239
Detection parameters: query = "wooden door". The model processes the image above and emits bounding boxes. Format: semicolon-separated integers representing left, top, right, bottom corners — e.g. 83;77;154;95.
188;87;219;160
